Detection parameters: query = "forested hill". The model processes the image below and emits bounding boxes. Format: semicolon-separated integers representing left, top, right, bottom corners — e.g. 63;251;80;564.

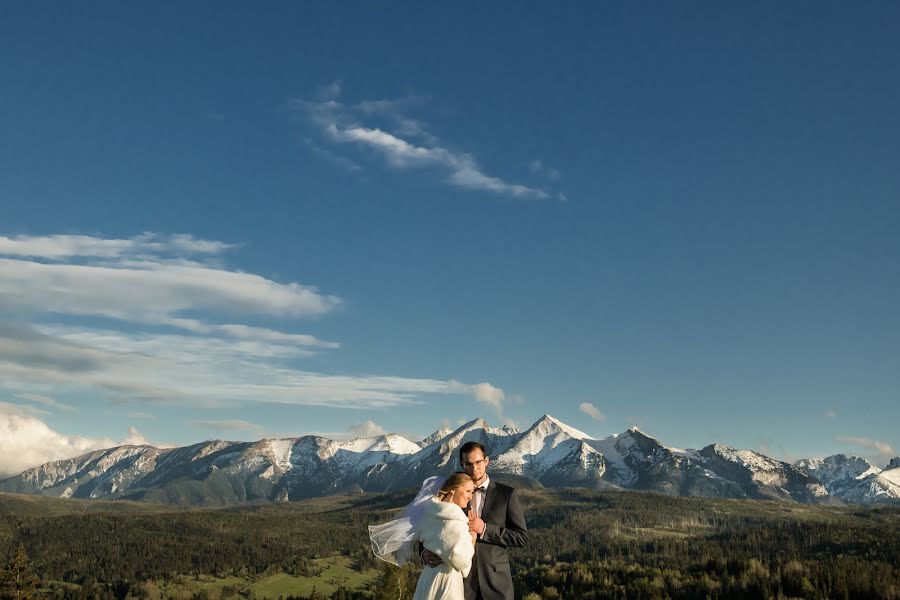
1;488;899;599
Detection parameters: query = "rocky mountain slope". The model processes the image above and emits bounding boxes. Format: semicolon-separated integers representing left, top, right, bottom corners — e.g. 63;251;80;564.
2;415;897;506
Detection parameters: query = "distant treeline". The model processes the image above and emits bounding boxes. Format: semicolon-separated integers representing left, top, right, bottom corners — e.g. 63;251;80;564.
1;488;898;599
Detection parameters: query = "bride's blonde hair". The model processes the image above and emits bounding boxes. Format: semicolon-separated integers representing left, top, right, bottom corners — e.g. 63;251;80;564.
436;472;473;501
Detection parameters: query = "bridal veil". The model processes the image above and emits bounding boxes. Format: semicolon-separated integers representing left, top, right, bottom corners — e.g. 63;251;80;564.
368;475;445;565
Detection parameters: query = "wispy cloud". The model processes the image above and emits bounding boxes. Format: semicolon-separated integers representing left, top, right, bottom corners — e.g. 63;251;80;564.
0;233;507;415
17;392;75;412
347;420;386;438
290;84;556;199
837;435;896;464
0;233;230;260
579;402;606;423
0;323;503;410
825;409;837;418
0;400;50;417
0;233;340;349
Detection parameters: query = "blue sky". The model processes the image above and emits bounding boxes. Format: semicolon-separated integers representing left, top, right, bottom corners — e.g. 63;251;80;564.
1;2;898;476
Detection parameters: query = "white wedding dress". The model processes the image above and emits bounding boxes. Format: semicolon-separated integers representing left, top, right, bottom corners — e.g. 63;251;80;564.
368;477;475;600
411;497;474;600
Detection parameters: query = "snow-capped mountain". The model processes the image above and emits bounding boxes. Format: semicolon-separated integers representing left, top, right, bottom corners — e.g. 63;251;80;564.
1;415;895;506
418;427;453;448
794;454;900;505
696;444;828;503
491;415;608;487
379;418;523;492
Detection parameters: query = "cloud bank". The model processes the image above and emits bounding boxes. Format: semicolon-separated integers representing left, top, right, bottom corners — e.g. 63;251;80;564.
0;232;507;418
0;406;150;478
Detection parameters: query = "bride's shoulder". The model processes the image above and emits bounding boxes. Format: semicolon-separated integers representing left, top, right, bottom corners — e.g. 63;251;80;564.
431;499;467;521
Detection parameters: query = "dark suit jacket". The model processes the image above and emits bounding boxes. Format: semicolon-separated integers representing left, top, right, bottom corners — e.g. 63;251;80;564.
464;480;528;600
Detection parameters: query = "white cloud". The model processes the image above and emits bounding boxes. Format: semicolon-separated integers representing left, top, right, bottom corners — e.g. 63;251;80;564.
330;125;445;168
825;409;837;418
579;402;606;423
0;407;151;478
0;257;340;323
291;88;554;199
122;425;149;445
347;420;386;438
0;233;230;260
469;382;506;415
447;164;546;198
167;320;339;349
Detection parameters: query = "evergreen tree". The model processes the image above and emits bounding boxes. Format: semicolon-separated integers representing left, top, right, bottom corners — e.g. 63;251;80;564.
0;546;39;600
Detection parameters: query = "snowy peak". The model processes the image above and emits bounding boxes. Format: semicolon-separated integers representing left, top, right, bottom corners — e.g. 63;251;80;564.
797;454;900;504
333;433;419;455
887;457;900;470
487;414;604;482
795;454;880;483
457;417;489;432
528;414;592;440
618;426;666;448
705;443;783;471
419;427;453;448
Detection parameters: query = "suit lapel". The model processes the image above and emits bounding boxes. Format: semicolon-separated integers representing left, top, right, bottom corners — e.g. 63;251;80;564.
480;480;497;521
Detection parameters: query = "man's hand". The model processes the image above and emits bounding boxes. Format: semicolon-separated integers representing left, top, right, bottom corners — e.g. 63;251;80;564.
421;548;443;568
468;512;485;536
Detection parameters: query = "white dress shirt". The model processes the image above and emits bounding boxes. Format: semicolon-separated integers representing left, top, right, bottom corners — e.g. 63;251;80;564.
472;475;490;532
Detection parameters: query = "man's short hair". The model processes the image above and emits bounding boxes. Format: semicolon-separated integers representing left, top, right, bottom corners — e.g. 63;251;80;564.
459;441;488;461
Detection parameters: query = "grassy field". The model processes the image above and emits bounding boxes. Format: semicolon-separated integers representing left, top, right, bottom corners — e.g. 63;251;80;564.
141;557;379;599
249;557;380;598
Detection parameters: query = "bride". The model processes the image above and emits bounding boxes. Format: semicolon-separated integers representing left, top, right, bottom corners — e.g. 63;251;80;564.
369;473;476;600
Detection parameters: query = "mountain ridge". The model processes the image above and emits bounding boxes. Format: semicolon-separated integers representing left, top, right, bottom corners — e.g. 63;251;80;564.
2;415;898;506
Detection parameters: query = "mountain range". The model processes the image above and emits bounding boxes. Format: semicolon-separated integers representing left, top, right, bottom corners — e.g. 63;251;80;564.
2;415;898;506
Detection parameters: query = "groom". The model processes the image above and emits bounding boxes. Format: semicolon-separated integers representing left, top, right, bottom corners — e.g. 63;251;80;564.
423;441;528;600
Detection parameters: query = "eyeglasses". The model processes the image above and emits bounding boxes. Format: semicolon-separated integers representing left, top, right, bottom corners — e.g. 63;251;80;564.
460;458;487;468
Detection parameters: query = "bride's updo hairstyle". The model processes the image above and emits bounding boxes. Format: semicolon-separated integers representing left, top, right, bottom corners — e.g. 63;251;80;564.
436;472;473;501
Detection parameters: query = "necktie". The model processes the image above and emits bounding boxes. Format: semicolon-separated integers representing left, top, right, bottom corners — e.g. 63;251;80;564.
472;486;486;516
